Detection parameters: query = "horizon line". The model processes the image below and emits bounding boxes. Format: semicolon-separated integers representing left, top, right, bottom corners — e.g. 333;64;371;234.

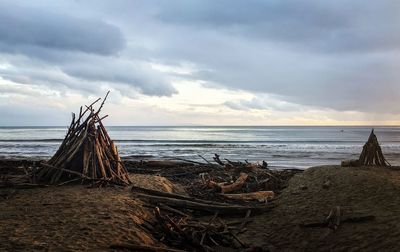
0;125;399;127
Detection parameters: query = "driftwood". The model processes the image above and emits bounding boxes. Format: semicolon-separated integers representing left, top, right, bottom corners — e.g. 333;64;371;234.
358;129;390;166
131;185;230;206
212;154;268;171
341;159;361;167
152;207;248;251
300;206;375;229
300;215;375;228
219;191;275;202
35;92;131;186
109;244;185;252
134;192;272;215
0;182;49;189
209;172;248;193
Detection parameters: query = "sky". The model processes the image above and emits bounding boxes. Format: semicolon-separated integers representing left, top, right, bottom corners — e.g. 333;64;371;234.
0;0;400;126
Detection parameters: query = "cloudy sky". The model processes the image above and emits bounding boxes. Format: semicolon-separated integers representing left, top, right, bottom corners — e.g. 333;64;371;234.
0;0;399;126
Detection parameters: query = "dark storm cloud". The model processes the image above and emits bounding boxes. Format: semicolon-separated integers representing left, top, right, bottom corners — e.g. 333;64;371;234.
0;1;176;97
156;0;400;53
0;3;125;55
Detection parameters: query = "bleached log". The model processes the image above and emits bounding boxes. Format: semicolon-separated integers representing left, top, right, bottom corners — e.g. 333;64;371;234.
219;191;275;202
209;172;248;193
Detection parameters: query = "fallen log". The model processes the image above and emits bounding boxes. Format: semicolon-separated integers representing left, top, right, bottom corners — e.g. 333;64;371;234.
143;160;190;168
341;159;361;167
0;182;50;189
163;168;213;178
109;244;185;252
131;185;231;206
134;192;272;214
219;191;275;202
300;214;375;228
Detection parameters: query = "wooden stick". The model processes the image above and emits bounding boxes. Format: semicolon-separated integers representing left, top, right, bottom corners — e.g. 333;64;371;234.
134;193;273;214
131;185;231;206
109;244;185;252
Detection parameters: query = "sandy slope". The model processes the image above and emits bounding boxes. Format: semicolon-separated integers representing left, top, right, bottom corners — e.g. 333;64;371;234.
240;165;400;251
0;174;185;251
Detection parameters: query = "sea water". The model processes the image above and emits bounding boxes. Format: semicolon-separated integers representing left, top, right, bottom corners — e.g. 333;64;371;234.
0;126;399;169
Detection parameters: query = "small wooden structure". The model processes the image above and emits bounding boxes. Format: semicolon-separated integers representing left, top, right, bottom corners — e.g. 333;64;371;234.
359;129;390;166
35;92;131;186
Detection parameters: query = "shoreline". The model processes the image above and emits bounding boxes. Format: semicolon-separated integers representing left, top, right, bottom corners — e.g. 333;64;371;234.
0;156;309;171
2;125;400;169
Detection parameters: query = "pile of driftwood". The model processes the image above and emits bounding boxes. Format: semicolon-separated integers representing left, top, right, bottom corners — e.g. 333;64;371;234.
359;129;390;166
131;185;272;251
187;154;301;203
342;129;390;167
132;185;272;215
153;207;249;251
127;155;300;251
34;92;131;186
0;160;46;190
126;154;302;204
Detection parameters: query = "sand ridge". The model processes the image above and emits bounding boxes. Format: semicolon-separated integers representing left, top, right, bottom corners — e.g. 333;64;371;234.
0;173;187;251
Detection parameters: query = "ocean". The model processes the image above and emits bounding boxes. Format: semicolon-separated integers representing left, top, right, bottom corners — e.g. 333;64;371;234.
0;126;399;169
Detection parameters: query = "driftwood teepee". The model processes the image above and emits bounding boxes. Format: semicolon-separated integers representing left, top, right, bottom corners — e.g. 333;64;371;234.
36;92;131;186
359;129;390;166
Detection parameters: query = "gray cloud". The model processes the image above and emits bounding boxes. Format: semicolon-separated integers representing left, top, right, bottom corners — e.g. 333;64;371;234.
1;0;400;121
0;3;125;55
135;0;400;113
156;0;400;53
61;59;177;96
225;97;302;112
0;1;176;97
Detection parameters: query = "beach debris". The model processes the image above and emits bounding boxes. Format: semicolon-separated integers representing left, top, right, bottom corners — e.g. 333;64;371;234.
299;185;308;190
322;180;331;189
133;190;271;215
131;184;274;250
125;154;302;203
219;191;275;202
126;155;300;250
34;92;131;186
109;244;185;252
341;159;361;167
128;157;292;251
300;206;375;229
358;129;390;166
151;206;249;251
208;172;249;193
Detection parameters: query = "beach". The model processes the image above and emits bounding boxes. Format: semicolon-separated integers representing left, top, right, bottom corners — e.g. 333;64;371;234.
2;157;400;251
0;122;398;251
2;0;400;250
